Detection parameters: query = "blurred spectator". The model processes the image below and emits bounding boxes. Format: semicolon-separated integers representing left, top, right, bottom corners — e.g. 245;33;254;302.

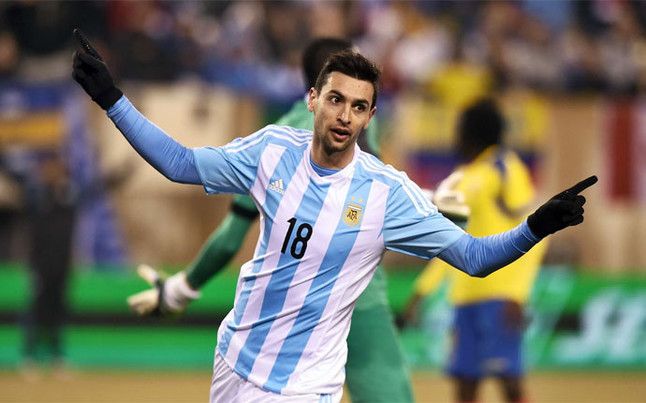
0;1;641;98
598;3;646;96
21;152;77;376
503;14;563;92
559;24;605;92
0;29;21;261
0;160;21;261
388;2;453;90
425;37;493;109
0;81;79;376
0;30;19;79
3;1;108;82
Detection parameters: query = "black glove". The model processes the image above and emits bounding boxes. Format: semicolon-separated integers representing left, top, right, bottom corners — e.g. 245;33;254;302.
527;175;598;239
71;28;122;110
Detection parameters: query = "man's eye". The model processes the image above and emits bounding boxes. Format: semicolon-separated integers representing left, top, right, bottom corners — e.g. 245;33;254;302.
330;96;340;103
355;105;366;112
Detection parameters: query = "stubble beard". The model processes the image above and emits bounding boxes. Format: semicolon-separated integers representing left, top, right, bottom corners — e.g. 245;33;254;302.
322;131;353;157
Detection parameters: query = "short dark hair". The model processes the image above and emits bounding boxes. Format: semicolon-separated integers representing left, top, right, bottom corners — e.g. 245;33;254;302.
314;50;381;108
456;98;505;161
302;37;353;89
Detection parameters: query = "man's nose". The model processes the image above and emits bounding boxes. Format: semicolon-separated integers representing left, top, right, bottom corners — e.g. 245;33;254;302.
337;105;351;125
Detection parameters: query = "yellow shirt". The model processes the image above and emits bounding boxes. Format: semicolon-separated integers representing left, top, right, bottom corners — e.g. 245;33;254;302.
416;146;547;305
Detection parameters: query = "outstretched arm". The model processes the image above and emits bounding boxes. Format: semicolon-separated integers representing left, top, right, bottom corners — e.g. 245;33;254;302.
71;29;201;185
440;176;598;277
386;175;597;277
438;220;538;277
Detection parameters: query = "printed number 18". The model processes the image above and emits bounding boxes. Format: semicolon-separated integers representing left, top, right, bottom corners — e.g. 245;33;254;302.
281;217;313;259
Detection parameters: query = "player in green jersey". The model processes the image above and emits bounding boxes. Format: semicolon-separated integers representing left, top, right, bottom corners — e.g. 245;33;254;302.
128;37;414;403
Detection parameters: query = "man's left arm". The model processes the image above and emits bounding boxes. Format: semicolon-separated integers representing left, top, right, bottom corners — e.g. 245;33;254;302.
385;176;597;278
439;175;597;277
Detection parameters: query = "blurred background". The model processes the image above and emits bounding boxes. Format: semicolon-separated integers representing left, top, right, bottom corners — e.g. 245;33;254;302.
0;1;644;402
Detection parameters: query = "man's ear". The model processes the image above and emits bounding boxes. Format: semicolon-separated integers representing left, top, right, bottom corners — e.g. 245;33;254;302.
307;87;317;112
364;106;377;129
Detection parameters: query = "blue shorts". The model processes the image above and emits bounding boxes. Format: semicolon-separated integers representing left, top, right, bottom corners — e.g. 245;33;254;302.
446;299;524;379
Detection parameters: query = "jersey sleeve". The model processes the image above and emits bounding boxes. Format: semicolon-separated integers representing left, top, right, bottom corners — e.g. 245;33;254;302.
383;177;465;260
192;126;270;195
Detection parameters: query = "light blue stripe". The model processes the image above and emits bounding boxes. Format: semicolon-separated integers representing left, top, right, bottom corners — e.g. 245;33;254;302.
263;178;372;392
218;146;305;357
234;178;331;378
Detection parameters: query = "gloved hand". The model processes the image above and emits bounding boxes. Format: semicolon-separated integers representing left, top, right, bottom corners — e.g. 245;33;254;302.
71;28;122;110
127;264;201;316
527;175;597;239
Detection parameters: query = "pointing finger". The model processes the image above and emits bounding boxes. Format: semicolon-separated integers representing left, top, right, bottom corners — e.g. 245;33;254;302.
73;28;104;61
565;175;598;196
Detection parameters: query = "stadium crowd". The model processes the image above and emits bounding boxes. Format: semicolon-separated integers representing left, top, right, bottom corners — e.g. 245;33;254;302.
1;0;646;98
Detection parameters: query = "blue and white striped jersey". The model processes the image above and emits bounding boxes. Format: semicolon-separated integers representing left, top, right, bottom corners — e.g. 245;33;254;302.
193;124;465;395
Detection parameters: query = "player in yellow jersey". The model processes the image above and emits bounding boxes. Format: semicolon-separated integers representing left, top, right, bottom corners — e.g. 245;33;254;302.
404;98;548;403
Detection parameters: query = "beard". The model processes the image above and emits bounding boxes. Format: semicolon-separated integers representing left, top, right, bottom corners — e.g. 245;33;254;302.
321;131;354;155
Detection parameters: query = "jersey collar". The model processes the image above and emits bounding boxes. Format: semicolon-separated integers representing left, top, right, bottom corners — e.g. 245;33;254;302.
305;142;360;183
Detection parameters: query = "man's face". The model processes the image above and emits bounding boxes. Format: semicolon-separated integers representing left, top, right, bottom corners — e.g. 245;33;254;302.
308;72;376;165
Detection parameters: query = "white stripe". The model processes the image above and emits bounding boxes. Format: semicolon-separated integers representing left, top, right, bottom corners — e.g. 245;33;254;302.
225;126;311;153
284;180;389;394
358;156;432;216
250;144;286;207
252;170;354;386
359;154;433;213
218;143;285;362
223;151;312;368
223;128;266;151
275;124;311;140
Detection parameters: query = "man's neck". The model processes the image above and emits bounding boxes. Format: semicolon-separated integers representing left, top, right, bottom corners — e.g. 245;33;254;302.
310;146;354;170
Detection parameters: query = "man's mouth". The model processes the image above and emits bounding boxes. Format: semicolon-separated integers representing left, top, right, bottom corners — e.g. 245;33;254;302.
331;127;351;138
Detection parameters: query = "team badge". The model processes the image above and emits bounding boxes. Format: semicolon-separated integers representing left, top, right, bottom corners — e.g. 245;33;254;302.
343;203;363;226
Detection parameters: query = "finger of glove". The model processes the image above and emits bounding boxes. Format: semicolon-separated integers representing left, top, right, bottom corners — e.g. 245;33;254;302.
76;50;104;70
555;200;583;219
73;52;83;68
561;207;584;222
71;68;86;83
127;289;160;316
565;215;584;227
137;264;161;286
562;175;598;199
73;28;104;61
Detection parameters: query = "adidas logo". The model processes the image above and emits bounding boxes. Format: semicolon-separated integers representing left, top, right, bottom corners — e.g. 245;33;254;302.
268;179;285;194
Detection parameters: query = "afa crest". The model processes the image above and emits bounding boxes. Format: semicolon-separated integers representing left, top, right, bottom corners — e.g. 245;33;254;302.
343;203;363;226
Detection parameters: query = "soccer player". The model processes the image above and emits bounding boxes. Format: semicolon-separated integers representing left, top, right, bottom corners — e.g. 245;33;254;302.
403;98;548;402
72;30;596;402
127;37;414;403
